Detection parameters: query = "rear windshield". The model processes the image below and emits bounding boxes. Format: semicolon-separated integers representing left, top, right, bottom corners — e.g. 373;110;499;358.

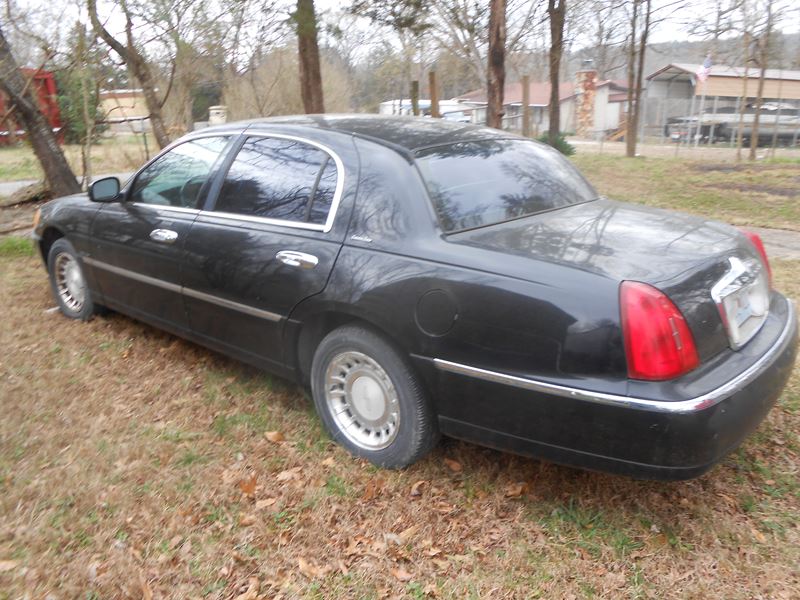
416;139;597;233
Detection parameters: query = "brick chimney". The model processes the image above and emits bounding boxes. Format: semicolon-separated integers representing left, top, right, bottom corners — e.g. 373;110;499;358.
575;69;597;138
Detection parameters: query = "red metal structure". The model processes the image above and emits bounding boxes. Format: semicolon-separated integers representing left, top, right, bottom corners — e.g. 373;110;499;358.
0;68;63;145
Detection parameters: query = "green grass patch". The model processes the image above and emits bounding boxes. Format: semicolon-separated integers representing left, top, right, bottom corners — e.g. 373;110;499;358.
0;236;34;257
571;154;800;230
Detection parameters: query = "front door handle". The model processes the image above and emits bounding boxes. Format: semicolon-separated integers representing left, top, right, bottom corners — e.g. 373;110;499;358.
276;250;319;269
150;229;178;244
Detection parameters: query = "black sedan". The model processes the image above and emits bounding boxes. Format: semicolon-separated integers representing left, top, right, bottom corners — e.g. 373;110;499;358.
32;115;797;480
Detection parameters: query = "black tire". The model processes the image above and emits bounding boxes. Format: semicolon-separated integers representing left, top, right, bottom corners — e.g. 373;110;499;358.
310;325;439;468
47;238;100;321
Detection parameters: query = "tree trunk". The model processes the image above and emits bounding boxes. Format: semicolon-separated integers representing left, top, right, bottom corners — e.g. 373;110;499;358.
735;33;749;161
627;0;651;157
429;71;440;118
486;0;506;129
0;26;79;197
410;80;420;116
748;9;773;161
748;58;767;160
296;0;325;114
87;0;170;149
624;1;639;157
547;0;566;144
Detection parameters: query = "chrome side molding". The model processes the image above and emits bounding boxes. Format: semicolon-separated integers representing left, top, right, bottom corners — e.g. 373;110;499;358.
83;257;281;322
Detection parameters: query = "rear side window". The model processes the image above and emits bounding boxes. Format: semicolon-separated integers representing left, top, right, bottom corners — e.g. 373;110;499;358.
215;136;337;225
416;139;597;233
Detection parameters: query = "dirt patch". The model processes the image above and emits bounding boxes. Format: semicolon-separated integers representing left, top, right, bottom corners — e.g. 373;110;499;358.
2;252;800;599
0;201;42;237
690;163;793;173
706;181;800;197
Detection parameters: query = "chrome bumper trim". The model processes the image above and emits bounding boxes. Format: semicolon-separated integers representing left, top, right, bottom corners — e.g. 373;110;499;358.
434;297;796;414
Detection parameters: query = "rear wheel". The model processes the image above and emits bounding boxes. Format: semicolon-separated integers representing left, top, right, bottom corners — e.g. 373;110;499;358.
47;238;100;321
310;325;439;468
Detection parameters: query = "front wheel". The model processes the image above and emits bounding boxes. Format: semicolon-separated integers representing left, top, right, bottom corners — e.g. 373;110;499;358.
310;325;439;468
47;238;100;321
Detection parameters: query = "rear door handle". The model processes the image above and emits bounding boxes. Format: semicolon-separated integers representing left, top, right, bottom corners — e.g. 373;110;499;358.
150;229;178;244
276;250;318;269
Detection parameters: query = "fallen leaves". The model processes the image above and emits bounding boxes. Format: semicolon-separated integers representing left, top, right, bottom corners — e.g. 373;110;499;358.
139;572;153;600
265;431;285;443
255;497;277;511
239;513;257;526
0;560;19;572
233;576;260;600
398;524;420;542
297;557;333;579
237;473;257;498
276;467;302;482
362;477;385;501
504;481;530;498
410;480;427;497
390;566;414;582
443;458;462;473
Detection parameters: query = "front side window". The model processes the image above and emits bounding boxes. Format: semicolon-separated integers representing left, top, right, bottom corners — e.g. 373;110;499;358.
416;139;598;233
214;136;337;225
129;136;230;208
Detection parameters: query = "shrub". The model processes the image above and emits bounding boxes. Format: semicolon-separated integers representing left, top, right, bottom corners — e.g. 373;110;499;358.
536;133;575;156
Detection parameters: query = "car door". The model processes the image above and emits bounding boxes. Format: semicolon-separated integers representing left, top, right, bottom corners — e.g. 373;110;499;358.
181;134;346;370
88;135;233;332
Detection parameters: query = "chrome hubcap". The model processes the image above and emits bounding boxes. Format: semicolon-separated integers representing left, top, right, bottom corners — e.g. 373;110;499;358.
54;253;86;313
324;351;400;450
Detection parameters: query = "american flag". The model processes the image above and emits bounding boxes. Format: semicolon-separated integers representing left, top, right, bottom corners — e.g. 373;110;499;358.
696;55;712;83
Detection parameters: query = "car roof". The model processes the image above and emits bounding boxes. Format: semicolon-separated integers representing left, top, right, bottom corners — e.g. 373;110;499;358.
198;114;513;153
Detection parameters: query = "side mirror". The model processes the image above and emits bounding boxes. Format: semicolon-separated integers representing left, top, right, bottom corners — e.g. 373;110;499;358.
89;177;120;202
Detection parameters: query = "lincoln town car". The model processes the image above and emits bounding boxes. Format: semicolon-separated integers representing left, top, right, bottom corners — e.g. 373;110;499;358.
33;116;797;479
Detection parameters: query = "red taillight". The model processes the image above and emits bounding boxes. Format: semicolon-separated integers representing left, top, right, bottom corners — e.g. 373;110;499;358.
740;229;772;287
620;281;700;381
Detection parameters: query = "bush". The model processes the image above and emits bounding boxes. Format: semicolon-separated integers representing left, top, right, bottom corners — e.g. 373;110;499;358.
536;133;575;156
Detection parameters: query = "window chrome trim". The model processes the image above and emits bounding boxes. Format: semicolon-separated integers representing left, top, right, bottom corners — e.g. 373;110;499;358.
129;203;202;216
210;131;346;234
434;297;795;415
83;257;281;322
196;210;328;232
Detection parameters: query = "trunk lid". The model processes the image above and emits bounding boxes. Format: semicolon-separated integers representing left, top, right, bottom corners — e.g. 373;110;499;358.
448;198;769;361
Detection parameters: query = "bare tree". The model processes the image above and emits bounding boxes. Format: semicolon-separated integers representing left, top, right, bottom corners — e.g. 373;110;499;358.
625;0;651;157
294;0;324;113
0;24;79;196
486;0;506;128
547;0;566;144
748;0;775;160
579;0;628;79
87;0;170;148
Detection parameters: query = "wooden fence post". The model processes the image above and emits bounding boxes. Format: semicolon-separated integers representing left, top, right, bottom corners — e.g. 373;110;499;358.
522;75;531;137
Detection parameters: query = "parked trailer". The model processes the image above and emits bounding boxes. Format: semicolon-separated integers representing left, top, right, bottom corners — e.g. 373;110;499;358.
665;104;800;146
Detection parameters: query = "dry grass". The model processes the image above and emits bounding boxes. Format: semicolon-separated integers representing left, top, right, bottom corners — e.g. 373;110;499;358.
1;243;799;599
0;135;155;183
572;154;800;232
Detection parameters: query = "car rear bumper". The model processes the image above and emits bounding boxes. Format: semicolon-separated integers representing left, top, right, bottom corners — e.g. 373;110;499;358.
426;295;797;480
